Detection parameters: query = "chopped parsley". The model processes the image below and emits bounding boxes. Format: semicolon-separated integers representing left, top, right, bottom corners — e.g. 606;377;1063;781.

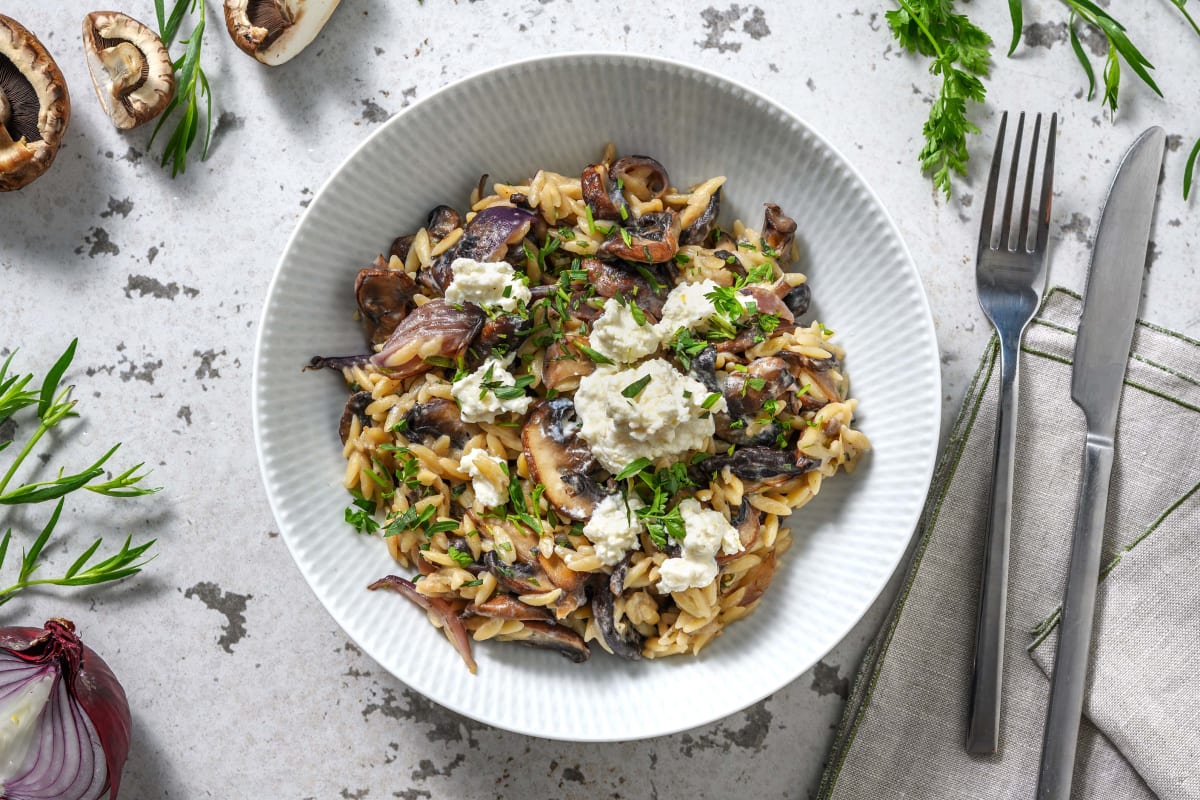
447;546;474;567
344;492;379;534
668;328;708;369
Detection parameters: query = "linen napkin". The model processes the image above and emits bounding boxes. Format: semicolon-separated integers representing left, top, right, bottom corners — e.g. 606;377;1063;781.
818;287;1200;800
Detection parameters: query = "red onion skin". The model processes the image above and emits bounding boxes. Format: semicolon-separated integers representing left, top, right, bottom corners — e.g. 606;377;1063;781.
0;619;131;800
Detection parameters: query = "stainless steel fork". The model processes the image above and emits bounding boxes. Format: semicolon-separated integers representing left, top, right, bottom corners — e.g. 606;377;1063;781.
965;111;1058;755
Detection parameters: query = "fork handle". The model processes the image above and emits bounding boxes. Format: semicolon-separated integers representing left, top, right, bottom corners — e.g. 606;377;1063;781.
966;333;1022;753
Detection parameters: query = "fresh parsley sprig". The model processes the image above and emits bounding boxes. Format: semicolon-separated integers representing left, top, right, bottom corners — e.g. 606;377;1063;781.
887;0;992;199
150;0;214;177
0;340;159;607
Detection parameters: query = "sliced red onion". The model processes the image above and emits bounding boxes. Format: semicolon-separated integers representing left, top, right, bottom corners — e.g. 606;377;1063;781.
0;619;131;800
368;576;477;674
420;205;536;294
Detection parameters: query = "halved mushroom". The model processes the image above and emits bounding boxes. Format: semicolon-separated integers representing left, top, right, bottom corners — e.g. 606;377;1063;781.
680;188;721;246
611;155;670;202
0;15;69;191
762;204;797;257
469;594;553;622
355;266;418;345
542;336;595;392
590;578;644;661
83;12;175;130
522;398;607;521
403;398;476;448
224;0;341;66
338;390;373;445
599;211;681;264
421;205;536;295
368;575;477;673
371;299;485;376
496;620;590;663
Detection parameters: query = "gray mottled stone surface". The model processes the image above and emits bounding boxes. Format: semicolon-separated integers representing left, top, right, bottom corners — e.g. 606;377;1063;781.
2;1;1197;798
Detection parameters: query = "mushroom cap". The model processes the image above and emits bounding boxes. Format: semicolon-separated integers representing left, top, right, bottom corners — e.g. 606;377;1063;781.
0;15;70;191
82;12;176;131
224;0;341;66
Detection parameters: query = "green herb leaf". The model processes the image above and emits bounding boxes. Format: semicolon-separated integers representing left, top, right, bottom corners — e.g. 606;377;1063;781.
1185;136;1200;201
1067;12;1097;100
448;546;474;567
575;343;614;365
150;0;214;177
622;374;652;398
1006;0;1023;56
615;457;653;481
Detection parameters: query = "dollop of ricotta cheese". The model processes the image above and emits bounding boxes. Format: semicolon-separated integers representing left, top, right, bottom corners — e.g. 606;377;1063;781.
451;356;534;423
573;358;725;474
582;493;645;566
654;278;720;338
656;498;745;594
458;449;509;509
444;257;531;312
589;298;661;364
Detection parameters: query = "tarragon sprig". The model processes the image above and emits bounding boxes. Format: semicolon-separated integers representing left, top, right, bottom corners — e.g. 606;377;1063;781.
0;340;159;607
149;0;214;177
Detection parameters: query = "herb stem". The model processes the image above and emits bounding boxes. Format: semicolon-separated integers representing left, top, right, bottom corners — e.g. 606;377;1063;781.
895;0;944;59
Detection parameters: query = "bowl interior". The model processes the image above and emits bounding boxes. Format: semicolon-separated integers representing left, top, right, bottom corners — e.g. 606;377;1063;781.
253;53;940;741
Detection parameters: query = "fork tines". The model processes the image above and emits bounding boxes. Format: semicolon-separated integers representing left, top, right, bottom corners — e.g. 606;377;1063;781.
979;111;1058;258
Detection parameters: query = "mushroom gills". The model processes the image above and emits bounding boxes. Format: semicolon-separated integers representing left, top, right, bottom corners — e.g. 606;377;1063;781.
522;398;607;521
355;266;418;345
0;53;41;143
402;398;475;448
224;0;342;66
0;15;70;191
83;13;175;130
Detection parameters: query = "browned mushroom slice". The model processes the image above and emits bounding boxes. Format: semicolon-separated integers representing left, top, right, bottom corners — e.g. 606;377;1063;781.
481;551;546;595
716;500;760;566
403;397;476;448
724;357;798;420
542;336;595;391
355;267;418;345
496;620;590;663
368;575;477;673
82;12;174;130
736;550;777;607
611;155;670;202
522;398;607;521
420;205;536;294
0;15;70;191
469;594;553;622
779;351;844;409
599;211;681;264
780;281;811;318
390;234;415;262
582;257;669;318
762;204;797;256
680;188;721;246
581;162;627;221
338;390;373;445
591;578;644;661
689;446;818;489
305;353;372;371
370;299;484;377
538;552;587;620
424;204;461;243
474;313;528;359
224;0;341;65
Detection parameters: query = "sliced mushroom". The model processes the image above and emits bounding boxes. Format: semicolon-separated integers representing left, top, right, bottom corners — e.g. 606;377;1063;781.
735;550;777;607
762;204;797;257
403;398;476;448
538;552;587;620
522;398;607;521
223;0;341;66
468;594;553;622
582;257;669;319
305;352;372;371
688;346;722;394
716;500;760;565
496;620;590;663
590;577;644;661
599;211;681;264
689;446;819;488
425;204;461;243
542;335;595;392
0;15;69;191
680;188;721;246
421;205;536;294
779;351;845;409
739;286;794;325
581;162;627;221
355;267;418;345
389;234;415;262
781;282;811;318
371;299;485;376
338;390;373;445
82;12;174;130
724;357;798;420
481;550;545;596
611;155;670;202
368;575;477;673
474;313;528;360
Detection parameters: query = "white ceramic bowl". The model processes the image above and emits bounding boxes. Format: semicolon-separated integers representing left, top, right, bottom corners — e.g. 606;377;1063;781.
253;53;940;741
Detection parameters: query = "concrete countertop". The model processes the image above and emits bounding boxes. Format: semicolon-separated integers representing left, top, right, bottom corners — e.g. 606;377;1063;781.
2;1;1196;797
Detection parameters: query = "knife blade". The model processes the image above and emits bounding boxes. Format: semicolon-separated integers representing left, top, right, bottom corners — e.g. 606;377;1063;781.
1035;126;1166;800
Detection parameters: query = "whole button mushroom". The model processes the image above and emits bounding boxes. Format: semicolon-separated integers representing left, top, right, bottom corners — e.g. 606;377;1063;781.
82;12;176;130
224;0;341;65
0;15;70;191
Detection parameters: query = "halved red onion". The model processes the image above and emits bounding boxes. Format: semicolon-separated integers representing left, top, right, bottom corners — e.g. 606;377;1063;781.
0;619;131;800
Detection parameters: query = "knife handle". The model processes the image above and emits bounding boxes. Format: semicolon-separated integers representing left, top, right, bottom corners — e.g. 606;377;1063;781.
966;335;1022;754
1036;435;1114;799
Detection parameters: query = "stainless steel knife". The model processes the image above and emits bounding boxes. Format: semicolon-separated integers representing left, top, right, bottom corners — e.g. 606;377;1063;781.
1035;126;1166;800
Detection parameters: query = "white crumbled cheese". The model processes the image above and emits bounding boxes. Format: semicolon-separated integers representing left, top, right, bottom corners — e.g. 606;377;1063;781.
443;257;531;312
656;498;744;594
458;449;509;509
589;298;661;364
573;358;725;474
450;356;534;423
583;493;645;566
654;279;720;338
